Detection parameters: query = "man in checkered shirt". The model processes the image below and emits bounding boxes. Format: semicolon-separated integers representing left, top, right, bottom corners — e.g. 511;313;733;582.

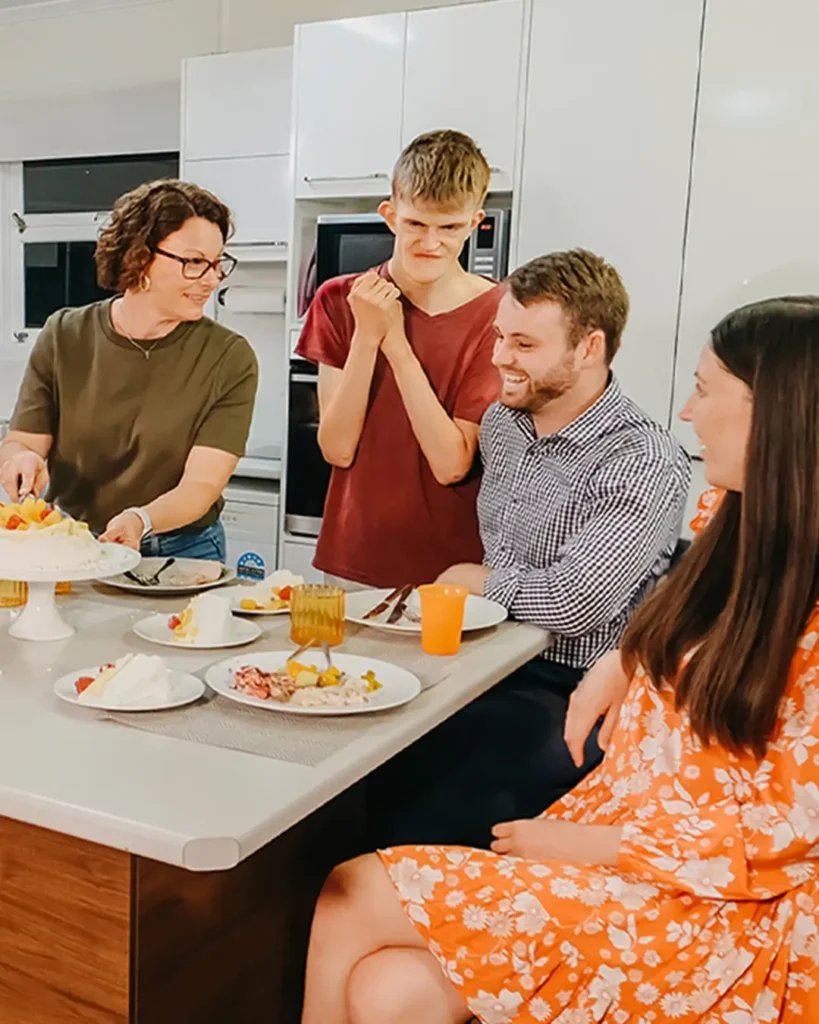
368;249;690;849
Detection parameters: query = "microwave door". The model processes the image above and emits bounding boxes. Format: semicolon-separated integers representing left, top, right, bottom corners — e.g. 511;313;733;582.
316;219;395;287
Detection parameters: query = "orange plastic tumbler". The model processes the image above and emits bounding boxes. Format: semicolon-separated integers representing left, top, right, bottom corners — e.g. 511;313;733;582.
417;584;468;656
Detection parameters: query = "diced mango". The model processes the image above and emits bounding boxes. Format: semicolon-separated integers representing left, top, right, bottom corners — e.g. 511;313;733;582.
318;667;342;687
41;509;62;527
19;498;35;522
363;670;382;692
294;670;319;689
240;598;257;611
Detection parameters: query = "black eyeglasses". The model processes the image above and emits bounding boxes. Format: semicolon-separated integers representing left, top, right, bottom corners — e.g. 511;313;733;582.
154;247;238;281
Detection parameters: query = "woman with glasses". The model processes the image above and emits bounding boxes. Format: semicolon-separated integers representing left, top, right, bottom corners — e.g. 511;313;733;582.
0;179;256;562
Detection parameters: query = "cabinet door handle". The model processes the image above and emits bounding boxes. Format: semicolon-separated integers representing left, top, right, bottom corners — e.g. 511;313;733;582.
290;373;317;384
13;331;28;344
302;173;389;184
489;166;504;174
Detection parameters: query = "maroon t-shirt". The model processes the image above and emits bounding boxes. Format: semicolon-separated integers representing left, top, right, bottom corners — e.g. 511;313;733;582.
296;267;501;587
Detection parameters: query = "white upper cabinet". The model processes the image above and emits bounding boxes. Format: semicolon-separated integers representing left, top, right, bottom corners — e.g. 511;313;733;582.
402;1;523;192
182;48;292;161
515;0;703;427
672;0;819;451
186;156;290;247
294;14;406;197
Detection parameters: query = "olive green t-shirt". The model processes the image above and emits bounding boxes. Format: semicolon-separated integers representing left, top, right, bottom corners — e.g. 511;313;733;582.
10;299;258;535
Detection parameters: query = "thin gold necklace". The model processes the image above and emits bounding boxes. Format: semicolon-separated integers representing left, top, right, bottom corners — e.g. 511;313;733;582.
113;299;163;360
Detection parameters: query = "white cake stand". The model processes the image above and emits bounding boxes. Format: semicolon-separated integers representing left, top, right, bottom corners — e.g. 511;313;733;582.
0;544;141;642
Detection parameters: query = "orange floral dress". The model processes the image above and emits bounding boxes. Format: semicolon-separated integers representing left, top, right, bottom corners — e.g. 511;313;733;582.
378;490;819;1022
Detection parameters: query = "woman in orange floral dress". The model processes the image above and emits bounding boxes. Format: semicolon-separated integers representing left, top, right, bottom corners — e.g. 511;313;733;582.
302;297;819;1024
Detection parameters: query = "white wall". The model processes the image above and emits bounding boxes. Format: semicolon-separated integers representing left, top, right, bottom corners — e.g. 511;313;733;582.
0;0;467;160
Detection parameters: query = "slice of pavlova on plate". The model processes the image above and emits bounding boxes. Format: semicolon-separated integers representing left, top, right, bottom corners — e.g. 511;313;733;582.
75;653;172;708
237;569;303;612
169;592;234;644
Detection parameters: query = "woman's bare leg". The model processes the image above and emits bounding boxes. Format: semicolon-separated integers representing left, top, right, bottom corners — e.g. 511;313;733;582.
347;948;472;1024
303;853;451;1024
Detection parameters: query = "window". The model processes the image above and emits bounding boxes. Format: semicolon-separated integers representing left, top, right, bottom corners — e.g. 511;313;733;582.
23;153;179;215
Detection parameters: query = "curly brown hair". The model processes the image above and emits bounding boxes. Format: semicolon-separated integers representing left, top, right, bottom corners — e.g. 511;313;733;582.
507;249;629;364
95;179;233;291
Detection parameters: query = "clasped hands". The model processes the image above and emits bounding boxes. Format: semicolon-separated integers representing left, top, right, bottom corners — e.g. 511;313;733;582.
347;271;409;362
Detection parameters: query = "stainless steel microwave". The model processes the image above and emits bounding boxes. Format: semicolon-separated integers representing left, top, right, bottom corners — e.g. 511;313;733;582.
314;209;510;288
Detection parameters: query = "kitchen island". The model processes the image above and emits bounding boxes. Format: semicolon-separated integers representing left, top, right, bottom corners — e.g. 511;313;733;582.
0;584;547;1023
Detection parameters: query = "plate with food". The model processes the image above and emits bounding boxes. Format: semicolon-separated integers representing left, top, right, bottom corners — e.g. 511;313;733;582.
55;653;205;712
0;497;140;582
345;585;508;634
205;650;421;716
104;557;235;594
133;593;262;649
231;570;303;615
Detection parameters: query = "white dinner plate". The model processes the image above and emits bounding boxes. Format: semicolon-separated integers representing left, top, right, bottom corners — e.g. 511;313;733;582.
345;588;508;634
54;667;205;712
104;558;236;595
205;651;421;717
133;613;262;649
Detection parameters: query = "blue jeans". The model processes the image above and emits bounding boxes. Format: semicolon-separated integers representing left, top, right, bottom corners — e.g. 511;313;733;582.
140;520;227;563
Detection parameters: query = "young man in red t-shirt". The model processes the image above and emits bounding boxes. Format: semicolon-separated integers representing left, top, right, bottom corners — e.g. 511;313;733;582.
295;130;502;588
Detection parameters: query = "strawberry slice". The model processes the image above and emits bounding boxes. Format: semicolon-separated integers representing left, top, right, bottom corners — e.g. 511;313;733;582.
278;586;292;602
39;506;52;521
75;676;94;695
168;615;181;630
6;514;23;530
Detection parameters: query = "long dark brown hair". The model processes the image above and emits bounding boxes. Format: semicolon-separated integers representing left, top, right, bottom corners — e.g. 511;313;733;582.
622;296;819;757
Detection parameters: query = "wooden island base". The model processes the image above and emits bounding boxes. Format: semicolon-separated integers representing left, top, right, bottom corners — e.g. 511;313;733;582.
0;786;365;1024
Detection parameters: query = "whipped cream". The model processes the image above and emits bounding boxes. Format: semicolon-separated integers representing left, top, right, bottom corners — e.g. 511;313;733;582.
0;516;104;575
241;569;303;605
78;653;172;708
173;593;234;645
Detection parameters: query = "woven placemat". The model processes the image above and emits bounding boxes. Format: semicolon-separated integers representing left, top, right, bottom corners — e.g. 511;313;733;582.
103;622;534;766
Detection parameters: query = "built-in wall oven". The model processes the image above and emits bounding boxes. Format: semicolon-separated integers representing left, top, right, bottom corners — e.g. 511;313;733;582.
285;365;330;538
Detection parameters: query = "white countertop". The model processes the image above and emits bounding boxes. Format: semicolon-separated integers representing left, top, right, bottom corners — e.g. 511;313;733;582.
0;585;547;871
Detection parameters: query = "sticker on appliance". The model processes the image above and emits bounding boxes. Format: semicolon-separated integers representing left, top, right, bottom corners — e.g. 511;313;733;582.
236;552;266;581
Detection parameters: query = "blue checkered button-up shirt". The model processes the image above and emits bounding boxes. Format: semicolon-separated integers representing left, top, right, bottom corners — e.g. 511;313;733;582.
480;377;691;669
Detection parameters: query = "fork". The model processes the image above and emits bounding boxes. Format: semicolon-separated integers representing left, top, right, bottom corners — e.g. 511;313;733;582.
125;557;176;587
289;638;315;664
320;641;334;670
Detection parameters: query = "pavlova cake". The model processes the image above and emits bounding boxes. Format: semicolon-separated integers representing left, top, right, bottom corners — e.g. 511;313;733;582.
237;569;303;612
168;592;234;645
75;653;172;708
0;497;104;575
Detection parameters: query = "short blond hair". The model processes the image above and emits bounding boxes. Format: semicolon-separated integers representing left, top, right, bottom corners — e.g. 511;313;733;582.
392;130;491;210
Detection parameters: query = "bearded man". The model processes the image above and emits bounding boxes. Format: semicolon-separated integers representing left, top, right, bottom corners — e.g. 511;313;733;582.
366;249;690;849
